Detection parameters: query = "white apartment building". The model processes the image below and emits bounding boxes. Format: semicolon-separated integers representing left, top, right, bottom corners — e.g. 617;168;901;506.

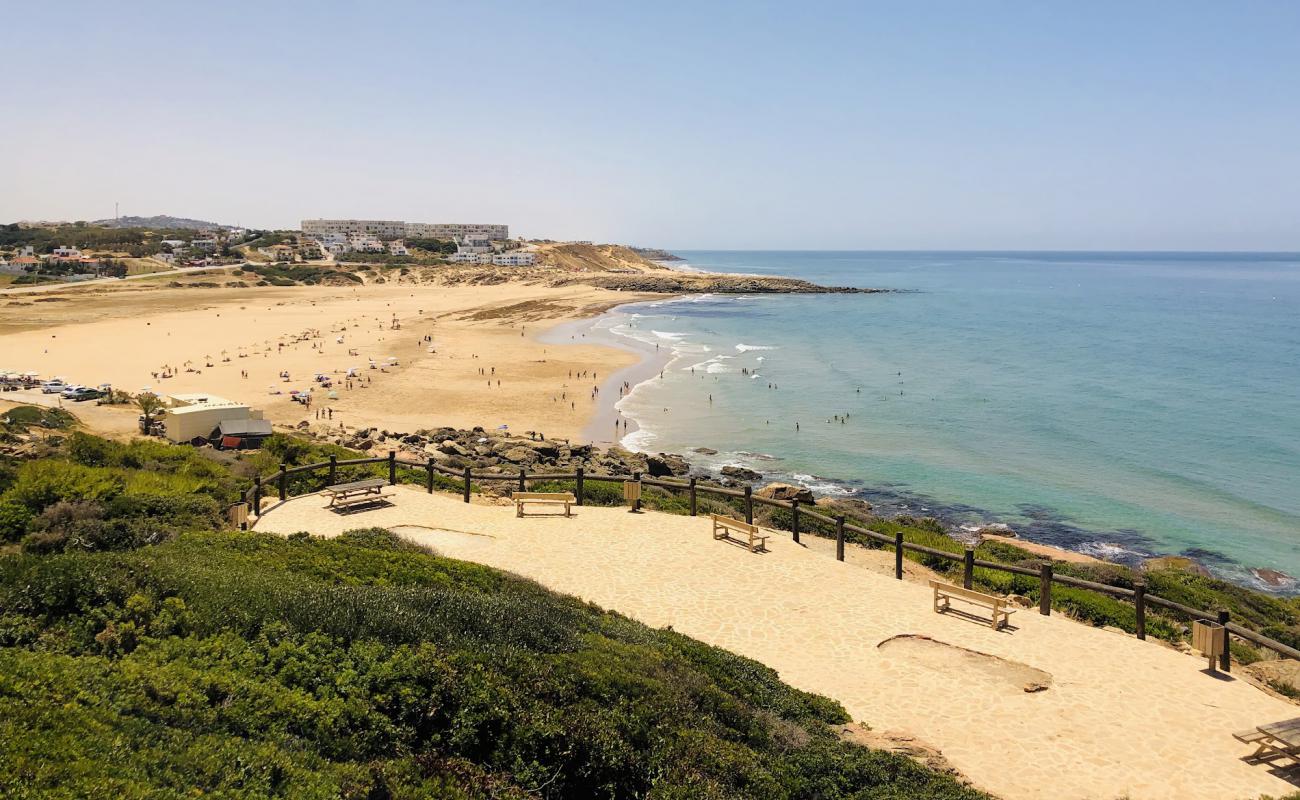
448;252;493;265
455;234;493;254
492;251;536;266
301;219;406;239
302;219;508;241
406;222;509;241
388;240;409;256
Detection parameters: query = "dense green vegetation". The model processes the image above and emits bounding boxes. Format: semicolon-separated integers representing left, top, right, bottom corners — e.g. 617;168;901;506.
405;237;458;255
0;223;219;257
244;264;363;285
0;446;985;798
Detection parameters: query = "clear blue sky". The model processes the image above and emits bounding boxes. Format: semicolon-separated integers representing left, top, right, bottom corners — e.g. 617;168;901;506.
3;1;1298;249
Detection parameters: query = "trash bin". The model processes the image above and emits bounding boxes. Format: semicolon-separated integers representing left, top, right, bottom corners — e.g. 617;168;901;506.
1192;619;1226;671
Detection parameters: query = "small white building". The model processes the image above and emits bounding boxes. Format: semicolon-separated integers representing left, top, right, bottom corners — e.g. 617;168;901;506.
52;246;82;259
190;238;218;250
388;240;409;256
162;393;265;444
492;251;536;267
348;234;385;253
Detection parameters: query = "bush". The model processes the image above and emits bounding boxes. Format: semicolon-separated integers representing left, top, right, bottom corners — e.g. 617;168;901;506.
0;531;987;799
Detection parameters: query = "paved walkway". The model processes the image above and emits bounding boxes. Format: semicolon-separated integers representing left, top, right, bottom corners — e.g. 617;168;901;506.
255;487;1300;800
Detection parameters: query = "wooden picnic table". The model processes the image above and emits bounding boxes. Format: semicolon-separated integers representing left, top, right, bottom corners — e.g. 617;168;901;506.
1236;716;1300;762
324;478;389;508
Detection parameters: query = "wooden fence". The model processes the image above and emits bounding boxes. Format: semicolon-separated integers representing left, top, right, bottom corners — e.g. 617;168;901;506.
240;450;1300;668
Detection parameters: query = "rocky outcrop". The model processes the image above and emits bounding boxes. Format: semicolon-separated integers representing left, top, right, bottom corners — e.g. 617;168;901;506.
646;453;690;477
720;465;763;481
555;274;879;295
755;482;815;505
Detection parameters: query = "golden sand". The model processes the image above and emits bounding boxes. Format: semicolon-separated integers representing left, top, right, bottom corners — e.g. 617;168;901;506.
0;281;658;442
255;487;1300;800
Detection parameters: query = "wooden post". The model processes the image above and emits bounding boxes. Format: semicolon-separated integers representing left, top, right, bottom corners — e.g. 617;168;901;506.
744;485;753;525
462;466;471;503
835;515;845;561
518;468;526;492
632;471;642;512
790;499;800;543
253;476;262;516
1134;581;1146;640
278;463;287;501
963;548;974;589
576;467;585;506
328;454;338;486
894;531;904;580
425;458;434;493
387;450;397;485
1039;563;1053;616
688;477;697;516
1218;609;1231;672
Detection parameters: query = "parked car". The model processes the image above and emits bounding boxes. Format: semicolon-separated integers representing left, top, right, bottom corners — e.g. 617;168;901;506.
66;387;104;402
60;385;85;398
41;380;66;394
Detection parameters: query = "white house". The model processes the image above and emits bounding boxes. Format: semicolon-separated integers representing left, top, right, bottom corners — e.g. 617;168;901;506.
348;234;385;253
492;251;536;266
52;246;82;258
388;240;409;256
163;393;265;444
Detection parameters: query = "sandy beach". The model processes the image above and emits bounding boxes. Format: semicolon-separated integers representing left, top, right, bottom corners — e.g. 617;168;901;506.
0;278;662;443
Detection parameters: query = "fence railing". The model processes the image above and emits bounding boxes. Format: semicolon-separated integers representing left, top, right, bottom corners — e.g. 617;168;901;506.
238;450;1300;667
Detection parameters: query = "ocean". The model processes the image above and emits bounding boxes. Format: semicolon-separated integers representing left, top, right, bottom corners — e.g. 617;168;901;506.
583;251;1300;590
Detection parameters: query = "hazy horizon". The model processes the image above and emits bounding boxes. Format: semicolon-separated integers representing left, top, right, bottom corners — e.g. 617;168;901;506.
4;1;1299;251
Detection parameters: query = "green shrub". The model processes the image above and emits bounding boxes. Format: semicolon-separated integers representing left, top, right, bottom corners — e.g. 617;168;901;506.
0;532;987;799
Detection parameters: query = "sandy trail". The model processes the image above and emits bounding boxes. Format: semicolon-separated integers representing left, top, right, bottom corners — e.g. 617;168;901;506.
0;282;660;441
255;486;1300;800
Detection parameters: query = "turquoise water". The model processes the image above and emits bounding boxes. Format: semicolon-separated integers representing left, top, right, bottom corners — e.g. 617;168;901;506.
599;251;1300;588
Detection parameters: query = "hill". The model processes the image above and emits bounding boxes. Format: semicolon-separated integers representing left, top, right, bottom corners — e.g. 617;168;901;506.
92;214;233;230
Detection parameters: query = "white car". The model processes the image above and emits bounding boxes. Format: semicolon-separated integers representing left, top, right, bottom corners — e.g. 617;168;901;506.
41;380;66;394
60;385;85;398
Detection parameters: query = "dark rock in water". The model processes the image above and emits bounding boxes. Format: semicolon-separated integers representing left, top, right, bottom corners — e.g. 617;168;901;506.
1143;556;1211;577
1252;568;1296;588
755;482;815;505
693;447;718;456
646;453;689;477
720;465;762;481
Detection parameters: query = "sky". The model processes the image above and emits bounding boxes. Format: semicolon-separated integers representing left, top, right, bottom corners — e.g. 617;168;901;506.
2;1;1299;250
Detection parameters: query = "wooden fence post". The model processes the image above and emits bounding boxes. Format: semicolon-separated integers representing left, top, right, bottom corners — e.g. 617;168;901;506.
462;466;471;503
894;531;904;580
1134;581;1146;640
744;485;753;524
790;499;800;543
963;548;974;589
518;468;526;492
253;476;262;516
1218;609;1231;672
328;454;338;486
388;450;397;485
1039;563;1053;616
835;516;845;561
688;477;697;516
425;458;434;493
576;467;585;506
278;463;287;501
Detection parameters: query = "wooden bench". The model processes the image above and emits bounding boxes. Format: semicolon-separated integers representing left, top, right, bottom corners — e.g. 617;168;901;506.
324;478;390;509
711;513;769;553
929;579;1016;630
513;491;575;518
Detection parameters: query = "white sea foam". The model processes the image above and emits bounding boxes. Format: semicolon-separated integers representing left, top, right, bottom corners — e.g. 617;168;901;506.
790;473;854;496
735;343;777;352
621;427;657;451
651;330;688;341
